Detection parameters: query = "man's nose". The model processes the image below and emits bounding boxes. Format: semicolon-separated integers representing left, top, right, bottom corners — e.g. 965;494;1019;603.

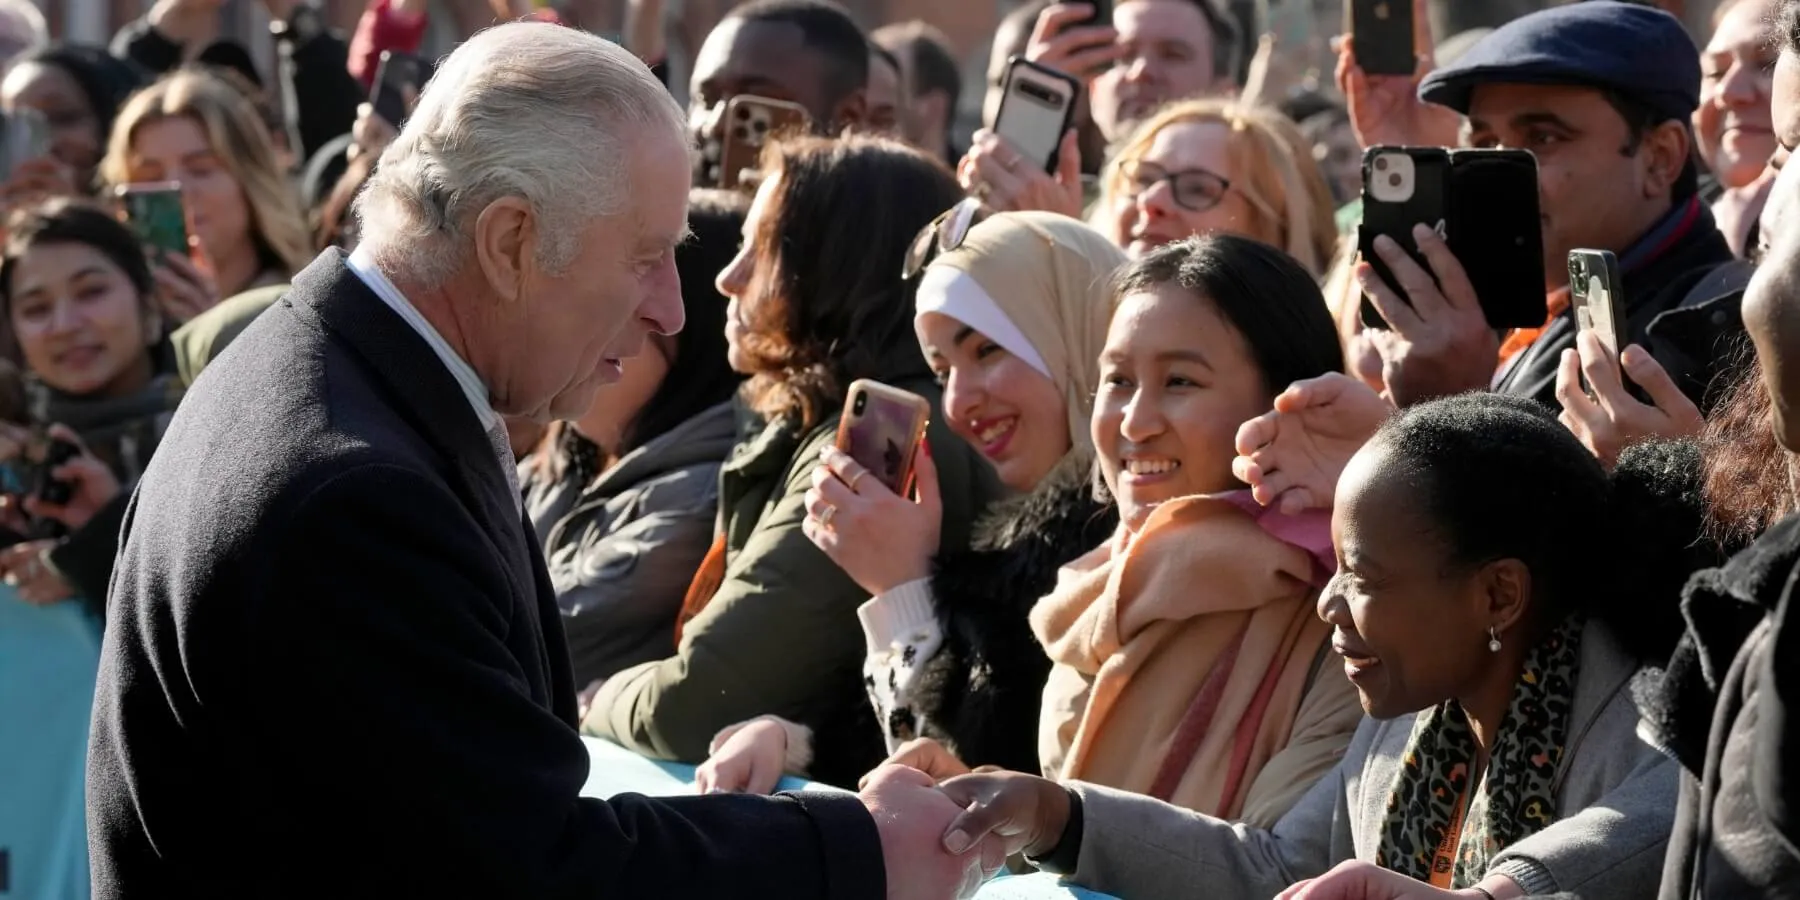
646;262;685;336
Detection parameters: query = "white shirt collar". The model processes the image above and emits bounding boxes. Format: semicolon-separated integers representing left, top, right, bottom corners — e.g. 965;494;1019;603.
346;246;499;434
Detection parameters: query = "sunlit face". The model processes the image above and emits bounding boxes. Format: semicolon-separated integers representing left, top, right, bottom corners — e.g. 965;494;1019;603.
1108;120;1259;258
125;115;248;271
715;173;777;373
1;62;103;186
1696;0;1777;190
1091;0;1220;141
502;130;690;422
8;241;156;398
1467;84;1667;290
1092;283;1270;531
1320;442;1494;719
916;311;1068;491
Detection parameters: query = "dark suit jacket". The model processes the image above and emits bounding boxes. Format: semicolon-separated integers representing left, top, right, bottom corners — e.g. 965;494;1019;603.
86;251;885;898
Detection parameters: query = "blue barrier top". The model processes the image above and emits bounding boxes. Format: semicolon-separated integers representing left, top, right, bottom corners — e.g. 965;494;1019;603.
581;737;1117;900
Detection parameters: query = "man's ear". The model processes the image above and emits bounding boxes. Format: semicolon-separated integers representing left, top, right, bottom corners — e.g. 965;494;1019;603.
831;88;869;133
1642;119;1692;199
472;196;535;304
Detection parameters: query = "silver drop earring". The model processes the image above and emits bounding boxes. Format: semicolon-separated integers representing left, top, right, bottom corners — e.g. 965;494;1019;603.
1488;627;1502;653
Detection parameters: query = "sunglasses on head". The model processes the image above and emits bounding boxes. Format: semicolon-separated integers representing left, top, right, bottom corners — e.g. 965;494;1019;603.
902;197;985;281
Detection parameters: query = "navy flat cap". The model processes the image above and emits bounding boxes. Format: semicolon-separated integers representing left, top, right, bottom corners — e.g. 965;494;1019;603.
1418;1;1700;123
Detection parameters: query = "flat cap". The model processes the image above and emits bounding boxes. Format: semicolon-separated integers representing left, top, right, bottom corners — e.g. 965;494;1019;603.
1418;1;1700;123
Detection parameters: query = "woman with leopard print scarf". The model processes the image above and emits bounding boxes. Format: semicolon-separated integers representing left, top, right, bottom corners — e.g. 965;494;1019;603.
930;393;1705;900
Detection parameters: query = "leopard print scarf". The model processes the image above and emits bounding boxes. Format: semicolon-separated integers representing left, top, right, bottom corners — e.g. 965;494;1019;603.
1375;616;1582;887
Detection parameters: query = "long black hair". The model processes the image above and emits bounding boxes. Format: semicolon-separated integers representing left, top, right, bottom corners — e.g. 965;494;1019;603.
623;189;749;453
15;44;145;148
1109;233;1346;397
1369;392;1722;663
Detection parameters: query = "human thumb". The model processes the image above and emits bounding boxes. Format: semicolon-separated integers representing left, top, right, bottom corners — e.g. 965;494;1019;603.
1056;129;1081;189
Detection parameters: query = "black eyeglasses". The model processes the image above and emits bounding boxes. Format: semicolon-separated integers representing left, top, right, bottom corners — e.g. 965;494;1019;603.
1119;160;1232;213
902;197;984;280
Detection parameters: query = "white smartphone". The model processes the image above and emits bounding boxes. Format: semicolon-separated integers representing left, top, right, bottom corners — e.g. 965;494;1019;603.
993;57;1080;174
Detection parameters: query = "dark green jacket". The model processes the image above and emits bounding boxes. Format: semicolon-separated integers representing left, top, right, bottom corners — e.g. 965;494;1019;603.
588;356;1006;787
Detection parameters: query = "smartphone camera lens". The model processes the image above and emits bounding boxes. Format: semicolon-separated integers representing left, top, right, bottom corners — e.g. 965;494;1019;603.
734;107;750;121
1387;173;1401;187
1374;156;1389;171
732;125;749;141
853;393;866;415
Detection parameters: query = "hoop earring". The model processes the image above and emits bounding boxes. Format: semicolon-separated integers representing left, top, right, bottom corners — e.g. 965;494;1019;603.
1487;627;1502;654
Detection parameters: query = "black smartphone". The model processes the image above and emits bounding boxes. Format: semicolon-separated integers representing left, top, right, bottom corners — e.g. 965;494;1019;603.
994;57;1081;174
1072;0;1112;29
371;51;432;126
1569;249;1625;388
1350;0;1415;76
115;182;192;261
1359;146;1546;330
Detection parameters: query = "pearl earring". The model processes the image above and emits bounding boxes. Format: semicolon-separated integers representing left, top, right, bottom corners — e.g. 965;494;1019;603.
1488;627;1502;653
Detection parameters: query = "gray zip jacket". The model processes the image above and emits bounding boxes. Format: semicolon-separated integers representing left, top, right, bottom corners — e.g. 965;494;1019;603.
523;401;736;686
1056;620;1676;899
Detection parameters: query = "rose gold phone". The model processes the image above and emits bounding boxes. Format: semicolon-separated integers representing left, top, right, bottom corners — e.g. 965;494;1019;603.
834;380;930;495
719;95;811;191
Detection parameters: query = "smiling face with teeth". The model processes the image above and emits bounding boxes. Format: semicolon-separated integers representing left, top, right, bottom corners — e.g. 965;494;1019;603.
1092;282;1273;531
917;311;1070;491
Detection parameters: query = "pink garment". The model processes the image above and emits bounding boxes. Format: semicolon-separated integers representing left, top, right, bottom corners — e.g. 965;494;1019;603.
348;0;429;91
1213;490;1336;587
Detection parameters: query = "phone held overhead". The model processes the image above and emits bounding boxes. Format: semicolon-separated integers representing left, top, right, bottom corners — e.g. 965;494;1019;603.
994;58;1080;175
1356;145;1546;330
1349;0;1416;76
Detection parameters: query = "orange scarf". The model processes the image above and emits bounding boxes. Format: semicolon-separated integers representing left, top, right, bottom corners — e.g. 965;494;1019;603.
1030;496;1330;819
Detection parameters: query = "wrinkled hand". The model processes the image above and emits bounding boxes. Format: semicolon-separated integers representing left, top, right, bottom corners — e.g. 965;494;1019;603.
1333;0;1460;151
861;764;1010;900
1;157;78;212
861;737;973;788
695;717;790;795
24;425;120;532
1025;3;1123;81
151;249;221;323
958;129;1083;218
1356;225;1500;406
1556;331;1703;468
0;539;74;605
1234;373;1392;513
802;445;940;596
1276;860;1493;900
936;771;1072;860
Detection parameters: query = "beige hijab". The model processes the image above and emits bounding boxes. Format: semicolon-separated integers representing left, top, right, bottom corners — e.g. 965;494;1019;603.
925;212;1127;452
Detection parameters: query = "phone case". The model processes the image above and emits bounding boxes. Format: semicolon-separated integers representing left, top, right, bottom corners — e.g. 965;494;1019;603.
1359;146;1450;328
1351;0;1415;76
115;182;192;259
995;57;1080;174
1447;149;1547;329
719;96;811;191
1569;249;1624;379
834;380;931;496
1359;147;1547;330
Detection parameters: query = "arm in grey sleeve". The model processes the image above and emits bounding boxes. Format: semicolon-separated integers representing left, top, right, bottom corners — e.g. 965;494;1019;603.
1058;718;1378;899
1487;746;1679;897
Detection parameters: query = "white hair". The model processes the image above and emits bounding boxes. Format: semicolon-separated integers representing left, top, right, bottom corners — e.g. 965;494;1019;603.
354;23;686;288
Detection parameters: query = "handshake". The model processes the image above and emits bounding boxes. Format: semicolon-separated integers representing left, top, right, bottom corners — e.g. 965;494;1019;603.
854;762;1072;900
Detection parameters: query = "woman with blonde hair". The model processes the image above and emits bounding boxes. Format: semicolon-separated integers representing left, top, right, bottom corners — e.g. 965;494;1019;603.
99;67;311;323
1098;99;1338;278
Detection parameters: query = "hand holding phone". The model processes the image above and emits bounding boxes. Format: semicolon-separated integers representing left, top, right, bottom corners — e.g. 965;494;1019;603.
1555;332;1704;468
1336;0;1461;149
1348;0;1415;76
1568;249;1624;389
115;182;193;259
370;50;431;127
802;381;940;596
1023;1;1121;80
993;58;1080;175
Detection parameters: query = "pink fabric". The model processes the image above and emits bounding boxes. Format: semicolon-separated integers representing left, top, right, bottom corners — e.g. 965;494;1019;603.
348;0;429;91
1214;490;1335;587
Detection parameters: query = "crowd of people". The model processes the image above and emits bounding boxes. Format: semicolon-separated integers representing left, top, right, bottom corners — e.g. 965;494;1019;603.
0;0;1795;897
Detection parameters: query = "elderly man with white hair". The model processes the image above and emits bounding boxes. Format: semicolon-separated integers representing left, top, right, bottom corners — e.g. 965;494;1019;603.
86;23;1001;899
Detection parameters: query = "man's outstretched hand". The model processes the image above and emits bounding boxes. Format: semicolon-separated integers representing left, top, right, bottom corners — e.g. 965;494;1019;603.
861;764;1010;900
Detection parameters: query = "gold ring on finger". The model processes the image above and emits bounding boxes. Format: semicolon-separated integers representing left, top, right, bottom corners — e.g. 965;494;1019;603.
819;504;837;529
847;469;868;492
